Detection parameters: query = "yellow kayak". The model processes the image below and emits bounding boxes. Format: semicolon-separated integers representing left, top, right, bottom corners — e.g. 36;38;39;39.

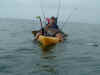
38;35;60;46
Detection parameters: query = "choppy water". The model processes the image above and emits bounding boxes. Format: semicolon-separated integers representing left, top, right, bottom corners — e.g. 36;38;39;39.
0;18;100;75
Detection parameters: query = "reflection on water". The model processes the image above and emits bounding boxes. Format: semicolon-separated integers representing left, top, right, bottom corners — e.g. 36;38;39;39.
40;48;57;75
41;45;55;52
32;40;58;74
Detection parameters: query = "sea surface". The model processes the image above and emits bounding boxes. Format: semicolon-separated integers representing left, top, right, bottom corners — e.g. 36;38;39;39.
0;18;100;75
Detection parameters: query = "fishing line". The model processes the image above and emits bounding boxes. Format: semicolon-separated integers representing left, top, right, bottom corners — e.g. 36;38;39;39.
57;0;61;18
61;8;78;30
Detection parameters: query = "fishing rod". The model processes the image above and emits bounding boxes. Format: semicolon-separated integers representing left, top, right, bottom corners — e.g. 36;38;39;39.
56;0;61;24
61;8;78;30
40;0;46;24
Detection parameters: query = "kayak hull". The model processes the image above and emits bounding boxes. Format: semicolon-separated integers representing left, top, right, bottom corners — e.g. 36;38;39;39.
38;35;60;46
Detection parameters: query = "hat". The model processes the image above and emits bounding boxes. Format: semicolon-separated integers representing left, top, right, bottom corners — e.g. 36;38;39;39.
51;16;56;20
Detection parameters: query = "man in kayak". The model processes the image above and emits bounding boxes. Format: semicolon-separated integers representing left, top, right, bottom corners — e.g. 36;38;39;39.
35;16;63;41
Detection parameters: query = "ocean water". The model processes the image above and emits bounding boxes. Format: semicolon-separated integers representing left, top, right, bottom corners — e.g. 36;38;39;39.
0;18;100;75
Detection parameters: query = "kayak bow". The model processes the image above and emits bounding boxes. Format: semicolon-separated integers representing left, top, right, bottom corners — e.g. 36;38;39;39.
38;35;60;46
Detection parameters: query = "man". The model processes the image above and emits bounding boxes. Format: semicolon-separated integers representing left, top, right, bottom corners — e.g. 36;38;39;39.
35;16;63;41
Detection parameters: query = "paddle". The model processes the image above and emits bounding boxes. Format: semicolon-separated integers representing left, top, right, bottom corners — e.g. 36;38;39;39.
36;16;42;28
32;16;42;36
36;16;44;35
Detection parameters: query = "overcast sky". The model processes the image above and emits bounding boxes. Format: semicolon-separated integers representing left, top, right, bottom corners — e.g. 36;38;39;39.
0;0;100;24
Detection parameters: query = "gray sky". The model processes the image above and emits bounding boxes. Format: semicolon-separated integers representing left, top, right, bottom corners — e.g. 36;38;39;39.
0;0;100;24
